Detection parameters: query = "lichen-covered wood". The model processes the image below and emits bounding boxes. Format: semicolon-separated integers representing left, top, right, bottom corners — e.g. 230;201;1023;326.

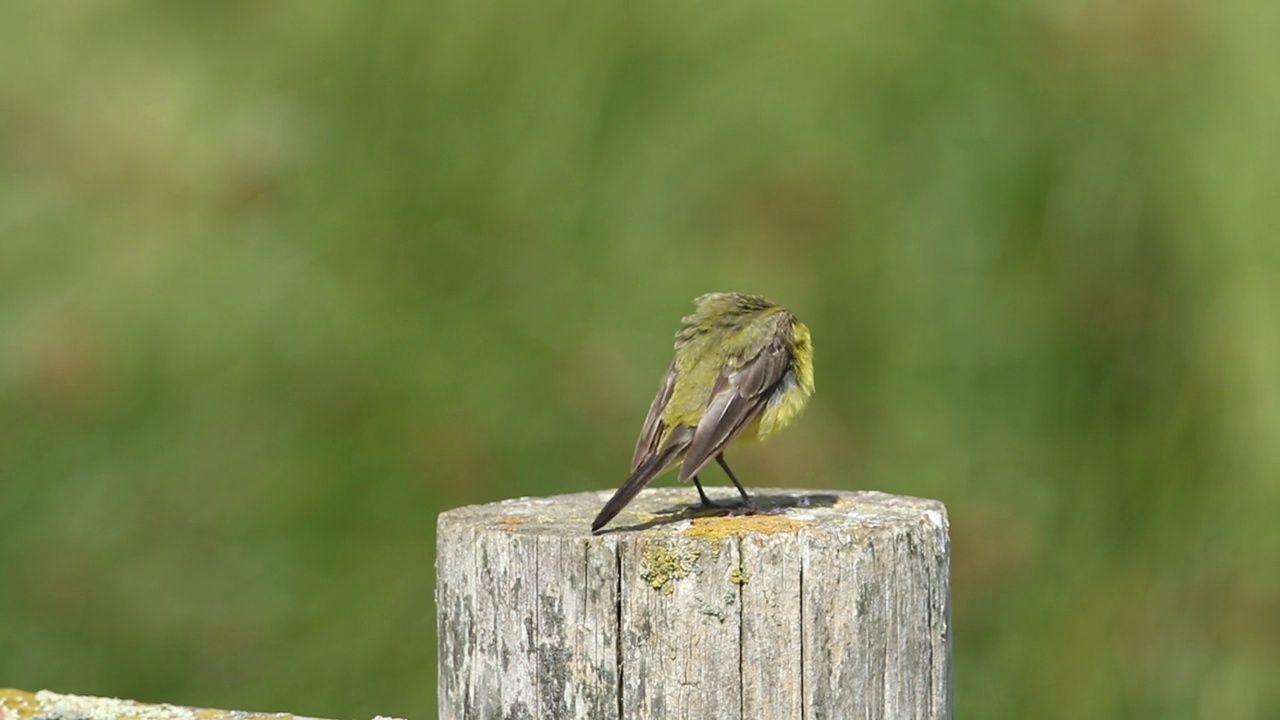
0;689;394;720
436;488;951;720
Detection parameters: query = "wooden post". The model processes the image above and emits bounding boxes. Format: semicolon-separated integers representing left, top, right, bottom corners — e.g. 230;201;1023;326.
436;488;951;720
0;689;394;720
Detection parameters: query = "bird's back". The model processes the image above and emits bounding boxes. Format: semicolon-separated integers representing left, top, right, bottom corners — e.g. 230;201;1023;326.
633;293;798;479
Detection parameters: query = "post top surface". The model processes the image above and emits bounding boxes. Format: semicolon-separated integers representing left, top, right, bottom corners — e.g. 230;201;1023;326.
437;487;947;539
0;690;393;720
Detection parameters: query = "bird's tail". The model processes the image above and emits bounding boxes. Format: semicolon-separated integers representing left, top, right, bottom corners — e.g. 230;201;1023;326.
592;441;686;533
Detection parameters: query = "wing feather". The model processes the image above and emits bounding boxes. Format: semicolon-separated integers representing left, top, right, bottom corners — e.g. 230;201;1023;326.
631;359;678;471
677;336;791;482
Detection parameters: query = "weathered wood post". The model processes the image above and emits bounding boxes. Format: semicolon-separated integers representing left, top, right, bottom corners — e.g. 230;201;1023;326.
0;689;394;720
436;488;950;720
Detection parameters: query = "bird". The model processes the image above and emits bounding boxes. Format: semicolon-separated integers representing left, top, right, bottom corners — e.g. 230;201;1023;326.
591;292;814;532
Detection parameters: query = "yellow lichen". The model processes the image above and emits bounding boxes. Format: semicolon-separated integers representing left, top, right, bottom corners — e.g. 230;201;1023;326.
1;689;39;719
730;566;751;585
683;514;811;541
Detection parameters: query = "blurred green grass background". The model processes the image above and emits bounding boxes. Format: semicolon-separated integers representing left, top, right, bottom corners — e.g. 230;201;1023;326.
2;2;1278;718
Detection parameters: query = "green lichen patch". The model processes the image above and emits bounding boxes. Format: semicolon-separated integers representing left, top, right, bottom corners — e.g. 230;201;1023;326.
729;566;751;585
639;541;701;595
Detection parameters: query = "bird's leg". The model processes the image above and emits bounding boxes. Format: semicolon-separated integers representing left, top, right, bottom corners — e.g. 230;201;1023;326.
716;454;758;514
693;476;725;509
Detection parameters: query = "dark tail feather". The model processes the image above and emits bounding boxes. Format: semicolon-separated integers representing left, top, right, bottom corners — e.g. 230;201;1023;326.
592;445;682;533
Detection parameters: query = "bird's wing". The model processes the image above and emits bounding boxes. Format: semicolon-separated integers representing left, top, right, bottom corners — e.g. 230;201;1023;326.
677;336;791;482
631;359;678;471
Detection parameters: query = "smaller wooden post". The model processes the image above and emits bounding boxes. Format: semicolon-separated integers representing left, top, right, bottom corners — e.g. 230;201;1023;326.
436;488;950;720
0;689;394;720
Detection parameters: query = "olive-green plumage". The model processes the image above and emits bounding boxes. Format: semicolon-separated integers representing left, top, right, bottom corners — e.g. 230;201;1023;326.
592;292;814;532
